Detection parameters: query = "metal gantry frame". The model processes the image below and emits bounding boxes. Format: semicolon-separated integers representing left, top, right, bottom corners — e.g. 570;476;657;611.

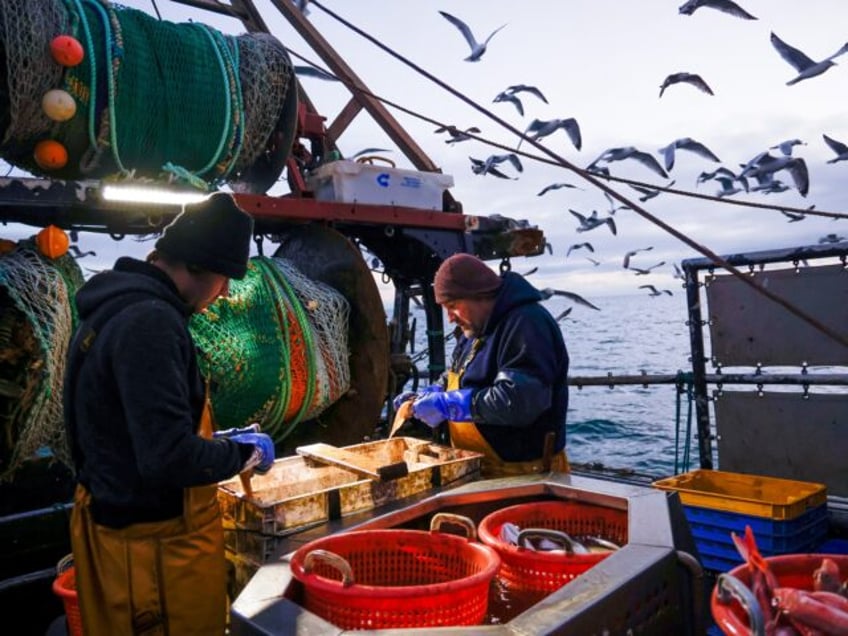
681;241;848;470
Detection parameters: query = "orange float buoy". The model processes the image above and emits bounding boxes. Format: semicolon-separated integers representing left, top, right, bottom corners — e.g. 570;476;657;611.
36;225;70;259
50;35;85;67
0;239;16;256
34;140;68;170
42;89;77;122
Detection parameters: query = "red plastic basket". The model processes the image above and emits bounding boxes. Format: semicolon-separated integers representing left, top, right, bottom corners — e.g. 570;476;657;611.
711;553;848;634
478;500;628;592
52;556;83;636
290;517;500;630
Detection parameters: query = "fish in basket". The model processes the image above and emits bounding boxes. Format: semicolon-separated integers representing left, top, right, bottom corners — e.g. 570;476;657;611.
711;525;848;635
477;499;627;593
289;513;500;630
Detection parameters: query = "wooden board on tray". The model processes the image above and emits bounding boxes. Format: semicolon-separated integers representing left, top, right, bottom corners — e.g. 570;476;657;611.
296;442;409;481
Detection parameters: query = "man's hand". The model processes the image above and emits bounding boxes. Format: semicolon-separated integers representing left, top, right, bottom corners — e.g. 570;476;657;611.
391;384;443;412
230;432;275;474
412;389;473;428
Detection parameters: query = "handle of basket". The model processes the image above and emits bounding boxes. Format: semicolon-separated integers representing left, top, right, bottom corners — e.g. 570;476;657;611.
355;155;396;167
302;549;355;587
715;573;766;636
430;512;477;540
516;528;585;554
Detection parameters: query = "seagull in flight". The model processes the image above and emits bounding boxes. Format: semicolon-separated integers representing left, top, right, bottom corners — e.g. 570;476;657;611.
439;11;506;62
570;209;617;235
554;307;573;323
628;180;675;202
435;125;481;144
586;256;601;266
293;64;336;81
589;146;669;179
714;176;745;197
659;72;714;97
469;153;522;178
697;167;738;185
678;0;757;20
622;246;654;270
539;287;601;311
630;261;666;276
520;117;582;151
493;85;548;116
823;134;848;163
537;182;582;196
770;139;806;156
604;192;629;214
69;245;96;259
741;155;809;197
639;284;673;297
350;147;392;159
566;242;594;257
770;32;848;85
780;209;806;223
658;137;720;171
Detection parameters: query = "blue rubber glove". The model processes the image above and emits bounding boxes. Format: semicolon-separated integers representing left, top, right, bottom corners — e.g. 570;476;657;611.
392;384;443;412
229;432;275;474
412;389;473;428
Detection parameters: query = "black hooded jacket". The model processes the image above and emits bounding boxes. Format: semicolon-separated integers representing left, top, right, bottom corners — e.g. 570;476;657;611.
64;257;250;528
450;271;569;462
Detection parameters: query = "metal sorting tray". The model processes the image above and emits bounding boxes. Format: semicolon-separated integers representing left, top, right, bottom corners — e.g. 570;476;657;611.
217;438;482;563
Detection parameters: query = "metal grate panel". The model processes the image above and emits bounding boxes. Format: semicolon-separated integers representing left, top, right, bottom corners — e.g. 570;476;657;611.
715;391;847;497
705;265;848;366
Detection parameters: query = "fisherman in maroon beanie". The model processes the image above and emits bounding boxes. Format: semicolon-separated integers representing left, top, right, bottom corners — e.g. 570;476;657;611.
395;253;570;477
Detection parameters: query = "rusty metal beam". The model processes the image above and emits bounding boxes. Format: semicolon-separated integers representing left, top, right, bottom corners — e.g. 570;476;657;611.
264;0;446;178
170;0;269;31
327;97;364;143
234;194;469;230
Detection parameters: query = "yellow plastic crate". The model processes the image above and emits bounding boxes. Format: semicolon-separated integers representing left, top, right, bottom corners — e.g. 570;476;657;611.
652;469;827;520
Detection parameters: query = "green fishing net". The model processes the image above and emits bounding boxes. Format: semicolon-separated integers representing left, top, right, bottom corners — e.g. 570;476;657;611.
0;240;83;478
0;0;295;187
190;257;351;441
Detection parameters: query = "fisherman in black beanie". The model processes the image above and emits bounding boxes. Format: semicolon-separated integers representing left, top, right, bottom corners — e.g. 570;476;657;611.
64;191;274;634
155;191;253;279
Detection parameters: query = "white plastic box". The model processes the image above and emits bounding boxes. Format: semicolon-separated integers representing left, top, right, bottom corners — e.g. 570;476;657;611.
306;160;454;210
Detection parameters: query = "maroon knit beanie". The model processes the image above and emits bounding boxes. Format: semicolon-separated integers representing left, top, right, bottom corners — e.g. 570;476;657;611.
433;253;503;303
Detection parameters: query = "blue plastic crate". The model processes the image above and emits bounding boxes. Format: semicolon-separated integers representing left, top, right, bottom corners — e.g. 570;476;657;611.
684;503;827;537
685;504;828;552
817;538;848;554
683;503;829;572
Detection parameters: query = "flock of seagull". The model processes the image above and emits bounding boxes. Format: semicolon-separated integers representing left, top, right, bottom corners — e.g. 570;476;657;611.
432;0;847;302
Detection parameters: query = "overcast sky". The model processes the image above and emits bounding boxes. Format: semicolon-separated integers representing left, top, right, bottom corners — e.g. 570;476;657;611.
5;1;848;298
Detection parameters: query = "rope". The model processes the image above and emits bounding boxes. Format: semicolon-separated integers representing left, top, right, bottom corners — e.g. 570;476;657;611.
673;372;696;474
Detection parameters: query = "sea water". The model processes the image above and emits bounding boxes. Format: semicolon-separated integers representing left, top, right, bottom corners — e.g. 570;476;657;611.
412;291;695;479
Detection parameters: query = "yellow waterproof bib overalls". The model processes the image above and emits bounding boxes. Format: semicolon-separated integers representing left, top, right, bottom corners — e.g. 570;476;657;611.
69;394;227;635
447;338;569;478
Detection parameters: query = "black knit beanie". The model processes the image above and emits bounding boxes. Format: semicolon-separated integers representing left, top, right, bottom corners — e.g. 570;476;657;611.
155;193;253;279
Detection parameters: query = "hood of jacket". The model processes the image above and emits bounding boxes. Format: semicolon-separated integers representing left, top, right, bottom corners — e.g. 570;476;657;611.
482;271;544;335
75;256;191;321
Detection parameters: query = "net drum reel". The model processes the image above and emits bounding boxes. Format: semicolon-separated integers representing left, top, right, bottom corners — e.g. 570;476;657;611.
0;0;298;194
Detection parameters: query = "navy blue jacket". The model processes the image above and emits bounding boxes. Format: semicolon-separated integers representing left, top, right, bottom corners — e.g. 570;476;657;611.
450;271;569;462
64;257;251;528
